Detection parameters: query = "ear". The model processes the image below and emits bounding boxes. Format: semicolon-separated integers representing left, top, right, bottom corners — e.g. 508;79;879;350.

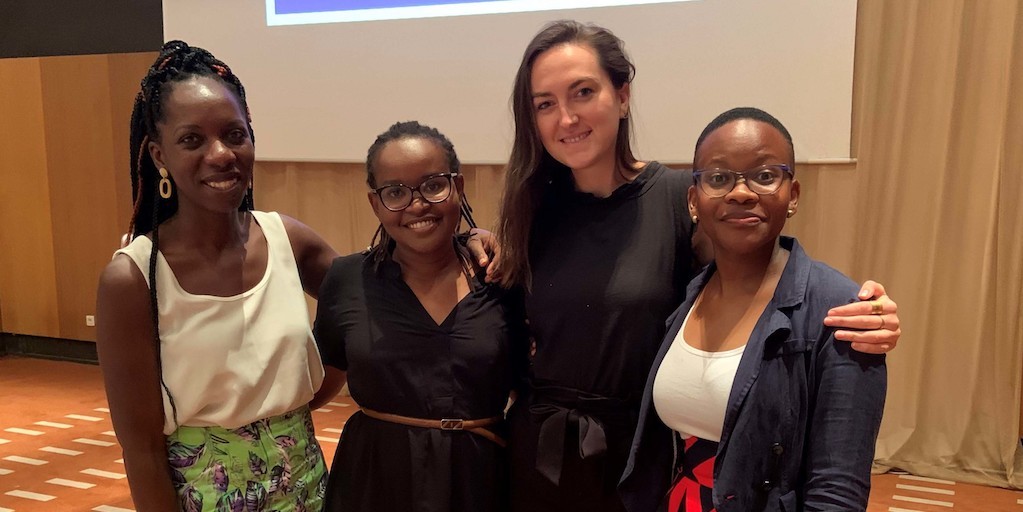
788;179;800;214
617;82;631;119
687;184;698;216
454;174;465;198
148;138;166;171
367;190;383;217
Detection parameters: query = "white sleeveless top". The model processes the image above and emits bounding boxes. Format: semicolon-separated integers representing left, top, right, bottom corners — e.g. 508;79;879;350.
115;211;324;434
652;306;745;442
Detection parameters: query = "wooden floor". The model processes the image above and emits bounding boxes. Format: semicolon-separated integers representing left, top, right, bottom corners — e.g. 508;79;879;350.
0;355;1020;511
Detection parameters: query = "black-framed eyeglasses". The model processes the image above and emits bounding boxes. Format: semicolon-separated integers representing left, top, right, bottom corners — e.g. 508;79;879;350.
372;172;458;212
693;164;793;198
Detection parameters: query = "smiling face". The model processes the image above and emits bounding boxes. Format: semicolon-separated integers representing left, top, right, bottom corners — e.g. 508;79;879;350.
689;118;799;257
367;136;463;260
148;75;255;215
530;43;630;177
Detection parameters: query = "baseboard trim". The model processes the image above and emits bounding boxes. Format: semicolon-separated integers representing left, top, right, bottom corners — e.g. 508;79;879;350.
0;333;98;365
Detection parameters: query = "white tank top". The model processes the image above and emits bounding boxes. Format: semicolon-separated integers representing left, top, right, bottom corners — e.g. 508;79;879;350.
652;305;745;442
115;211;325;434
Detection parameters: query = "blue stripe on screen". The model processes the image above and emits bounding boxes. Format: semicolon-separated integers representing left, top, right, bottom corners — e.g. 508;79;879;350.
275;0;507;15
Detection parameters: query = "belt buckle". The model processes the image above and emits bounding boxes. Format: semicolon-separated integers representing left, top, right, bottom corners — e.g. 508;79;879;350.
440;418;464;430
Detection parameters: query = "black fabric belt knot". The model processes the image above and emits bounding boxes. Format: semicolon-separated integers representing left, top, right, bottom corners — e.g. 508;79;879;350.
528;385;632;486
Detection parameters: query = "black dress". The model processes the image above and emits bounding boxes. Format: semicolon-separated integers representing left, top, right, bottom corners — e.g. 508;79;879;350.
508;162;696;511
315;253;528;512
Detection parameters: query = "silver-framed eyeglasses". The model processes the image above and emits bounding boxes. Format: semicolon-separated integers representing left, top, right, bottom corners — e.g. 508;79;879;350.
693;164;793;198
373;172;458;212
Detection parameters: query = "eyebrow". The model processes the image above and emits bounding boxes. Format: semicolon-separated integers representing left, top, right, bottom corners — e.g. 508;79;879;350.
531;78;595;99
172;120;246;133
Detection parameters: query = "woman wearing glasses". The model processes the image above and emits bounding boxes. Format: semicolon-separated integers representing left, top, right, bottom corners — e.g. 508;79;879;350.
618;108;886;511
313;121;527;512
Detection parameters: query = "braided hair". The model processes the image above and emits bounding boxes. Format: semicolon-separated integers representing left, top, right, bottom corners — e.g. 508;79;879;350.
365;121;478;277
126;40;255;427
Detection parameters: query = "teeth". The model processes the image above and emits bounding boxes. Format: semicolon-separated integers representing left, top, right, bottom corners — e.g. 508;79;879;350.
407;219;437;230
205;179;238;190
563;132;589;143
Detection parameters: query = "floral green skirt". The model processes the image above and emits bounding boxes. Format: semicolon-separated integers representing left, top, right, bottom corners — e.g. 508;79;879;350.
167;406;327;512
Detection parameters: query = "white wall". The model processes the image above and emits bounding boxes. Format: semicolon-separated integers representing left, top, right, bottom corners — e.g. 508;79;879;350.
165;0;856;163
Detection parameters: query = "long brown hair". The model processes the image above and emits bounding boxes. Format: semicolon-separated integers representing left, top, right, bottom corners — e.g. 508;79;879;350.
497;20;637;288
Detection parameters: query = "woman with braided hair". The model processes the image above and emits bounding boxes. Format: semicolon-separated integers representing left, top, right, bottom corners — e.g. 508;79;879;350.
96;41;336;511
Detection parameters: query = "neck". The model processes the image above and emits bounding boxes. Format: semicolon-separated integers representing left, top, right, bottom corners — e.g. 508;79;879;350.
710;239;784;297
571;159;641;197
160;207;248;253
392;240;462;281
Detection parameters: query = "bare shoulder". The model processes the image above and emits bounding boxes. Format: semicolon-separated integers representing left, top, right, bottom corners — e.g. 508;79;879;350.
276;213;338;296
96;254;152;348
278;213;318;245
98;254;148;301
278;213;333;253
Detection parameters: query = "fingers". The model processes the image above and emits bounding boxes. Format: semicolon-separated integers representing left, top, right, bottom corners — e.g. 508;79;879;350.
849;340;893;355
826;313;899;332
826;296;898;319
485;256;505;285
465;234;489;267
485;262;499;283
858;280;888;300
834;326;901;354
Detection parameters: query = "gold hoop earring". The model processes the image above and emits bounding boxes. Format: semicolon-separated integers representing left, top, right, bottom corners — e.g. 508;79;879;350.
158;167;173;199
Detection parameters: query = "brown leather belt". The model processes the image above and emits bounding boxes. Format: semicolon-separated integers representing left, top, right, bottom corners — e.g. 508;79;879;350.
361;408;507;447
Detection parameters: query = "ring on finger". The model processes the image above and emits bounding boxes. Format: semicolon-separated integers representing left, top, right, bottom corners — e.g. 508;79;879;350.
878;315;886;330
869;300;884;315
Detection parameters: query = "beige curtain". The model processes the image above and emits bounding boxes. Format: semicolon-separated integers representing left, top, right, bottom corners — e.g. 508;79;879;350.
847;0;1023;487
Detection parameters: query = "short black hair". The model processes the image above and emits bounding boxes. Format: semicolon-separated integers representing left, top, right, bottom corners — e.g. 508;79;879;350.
365;120;460;188
694;107;794;166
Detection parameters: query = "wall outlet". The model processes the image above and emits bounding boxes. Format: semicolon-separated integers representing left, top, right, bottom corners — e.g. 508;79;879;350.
85;315;95;327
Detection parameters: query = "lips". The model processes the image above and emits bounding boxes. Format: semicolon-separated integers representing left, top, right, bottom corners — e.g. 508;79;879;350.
561;130;591;144
404;217;440;231
721;211;766;223
202;173;242;191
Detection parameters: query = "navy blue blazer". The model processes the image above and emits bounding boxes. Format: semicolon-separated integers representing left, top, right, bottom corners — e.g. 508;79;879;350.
619;237;886;512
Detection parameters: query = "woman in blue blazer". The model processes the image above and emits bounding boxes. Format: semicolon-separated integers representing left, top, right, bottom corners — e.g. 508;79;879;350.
618;107;887;512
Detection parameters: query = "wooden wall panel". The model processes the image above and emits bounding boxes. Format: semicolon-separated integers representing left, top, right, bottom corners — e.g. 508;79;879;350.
107;53;158;236
40;55;124;341
0;58;61;337
253;161;510;258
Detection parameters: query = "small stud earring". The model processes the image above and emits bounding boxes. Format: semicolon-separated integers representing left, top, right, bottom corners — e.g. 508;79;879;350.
786;208;795;218
691;215;698;224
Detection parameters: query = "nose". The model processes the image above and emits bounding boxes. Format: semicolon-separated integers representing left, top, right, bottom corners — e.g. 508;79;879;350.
725;177;758;203
405;190;431;212
557;105;578;127
205;139;236;167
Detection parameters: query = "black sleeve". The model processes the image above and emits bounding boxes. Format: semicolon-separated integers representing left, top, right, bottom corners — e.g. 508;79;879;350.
312;257;348;370
505;286;531;394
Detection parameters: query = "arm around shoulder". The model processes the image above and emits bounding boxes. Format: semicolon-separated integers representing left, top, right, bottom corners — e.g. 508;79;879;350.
95;255;179;511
